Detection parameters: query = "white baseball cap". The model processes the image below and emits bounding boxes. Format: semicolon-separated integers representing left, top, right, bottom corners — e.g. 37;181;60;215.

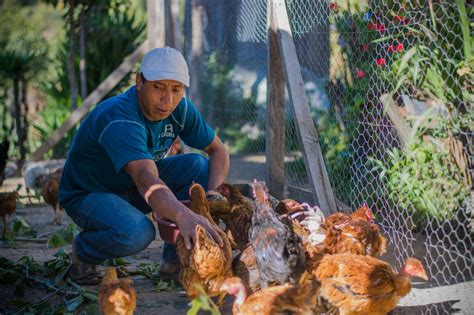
140;46;190;87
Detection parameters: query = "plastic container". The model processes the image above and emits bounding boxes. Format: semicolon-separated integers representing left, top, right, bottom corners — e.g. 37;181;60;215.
152;200;190;244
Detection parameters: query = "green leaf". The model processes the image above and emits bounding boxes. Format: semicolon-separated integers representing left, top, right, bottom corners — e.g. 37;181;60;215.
65;295;84;312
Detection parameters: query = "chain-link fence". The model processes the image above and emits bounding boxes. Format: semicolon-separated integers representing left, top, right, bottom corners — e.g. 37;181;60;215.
188;0;472;313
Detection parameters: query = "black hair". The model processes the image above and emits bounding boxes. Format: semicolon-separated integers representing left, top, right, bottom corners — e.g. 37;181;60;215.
140;72;147;82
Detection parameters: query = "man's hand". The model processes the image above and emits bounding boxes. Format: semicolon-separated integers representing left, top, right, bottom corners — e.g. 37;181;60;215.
205;189;225;201
175;210;223;250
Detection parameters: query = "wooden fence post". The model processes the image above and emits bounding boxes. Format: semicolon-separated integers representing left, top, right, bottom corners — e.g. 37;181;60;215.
266;0;286;200
272;0;337;214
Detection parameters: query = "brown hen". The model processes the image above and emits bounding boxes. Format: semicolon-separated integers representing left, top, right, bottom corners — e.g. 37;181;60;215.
175;183;233;299
220;276;321;315
0;191;19;239
98;267;137;315
315;254;428;315
39;169;63;225
322;205;387;257
215;182;254;251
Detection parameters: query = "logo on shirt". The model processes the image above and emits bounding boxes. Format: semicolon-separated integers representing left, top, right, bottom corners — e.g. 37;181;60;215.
160;124;175;138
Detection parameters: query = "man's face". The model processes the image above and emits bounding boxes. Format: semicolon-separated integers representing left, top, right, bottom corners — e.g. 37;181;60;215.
136;74;185;121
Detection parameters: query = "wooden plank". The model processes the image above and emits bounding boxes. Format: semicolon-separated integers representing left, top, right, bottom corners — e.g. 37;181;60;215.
266;0;286;200
380;93;410;148
147;0;165;49
30;40;150;161
272;0;337;214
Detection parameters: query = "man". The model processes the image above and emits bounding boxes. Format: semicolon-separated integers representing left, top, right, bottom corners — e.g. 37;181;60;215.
59;47;229;284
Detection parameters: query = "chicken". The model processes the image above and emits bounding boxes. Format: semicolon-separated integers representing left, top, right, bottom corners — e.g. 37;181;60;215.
274;199;306;216
22;161;65;223
39;169;63;225
322;205;387;257
215;182;254;251
315;254;428;315
220;276;321;315
0;191;19;239
175;183;233;299
98;267;137;315
249;180;305;288
232;244;260;294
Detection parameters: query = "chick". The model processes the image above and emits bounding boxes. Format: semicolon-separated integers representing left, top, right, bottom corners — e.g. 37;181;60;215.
98;267;137;315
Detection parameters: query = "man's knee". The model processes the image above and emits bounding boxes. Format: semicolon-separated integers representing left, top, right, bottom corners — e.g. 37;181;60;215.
114;217;156;254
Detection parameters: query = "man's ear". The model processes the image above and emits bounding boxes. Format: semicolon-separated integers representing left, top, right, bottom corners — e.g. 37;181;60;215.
136;73;142;90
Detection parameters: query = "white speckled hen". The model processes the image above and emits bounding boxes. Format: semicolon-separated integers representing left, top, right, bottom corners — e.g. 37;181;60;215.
249;180;305;288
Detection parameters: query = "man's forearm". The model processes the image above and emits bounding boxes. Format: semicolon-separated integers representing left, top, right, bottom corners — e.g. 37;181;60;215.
208;146;230;191
136;173;189;221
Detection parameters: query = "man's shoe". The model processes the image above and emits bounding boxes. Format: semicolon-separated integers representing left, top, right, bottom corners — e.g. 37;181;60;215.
68;238;100;285
158;260;180;284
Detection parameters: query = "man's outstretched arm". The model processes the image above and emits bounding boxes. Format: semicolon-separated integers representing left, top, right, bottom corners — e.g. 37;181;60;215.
124;159;223;249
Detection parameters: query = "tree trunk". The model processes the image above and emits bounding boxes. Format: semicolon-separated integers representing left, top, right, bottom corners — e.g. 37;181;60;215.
19;78;28;163
67;0;79;111
13;77;25;168
79;4;88;101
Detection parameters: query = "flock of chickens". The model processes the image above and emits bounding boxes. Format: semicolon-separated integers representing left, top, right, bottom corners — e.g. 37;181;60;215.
0;165;430;314
0;163;63;239
165;181;428;315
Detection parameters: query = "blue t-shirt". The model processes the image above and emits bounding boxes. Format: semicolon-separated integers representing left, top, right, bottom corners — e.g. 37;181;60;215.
59;85;215;207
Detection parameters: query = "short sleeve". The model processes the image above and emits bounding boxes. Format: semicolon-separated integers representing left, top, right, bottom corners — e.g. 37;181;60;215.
98;120;153;173
179;99;215;149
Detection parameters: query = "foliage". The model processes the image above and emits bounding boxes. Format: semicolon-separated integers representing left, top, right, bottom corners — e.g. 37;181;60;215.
135;262;161;279
3;217;38;241
47;222;81;248
0;250;98;313
187;284;221;315
155;278;177;292
372;135;470;225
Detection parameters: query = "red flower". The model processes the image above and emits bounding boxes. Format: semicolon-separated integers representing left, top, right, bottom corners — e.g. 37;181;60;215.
376;58;386;66
361;44;370;51
356;70;366;78
396;43;404;52
368;22;376;30
329;2;338;11
376;23;385;32
388;45;395;52
394;15;404;22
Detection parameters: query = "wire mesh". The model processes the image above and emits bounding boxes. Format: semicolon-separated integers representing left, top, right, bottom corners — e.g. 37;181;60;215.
193;0;472;313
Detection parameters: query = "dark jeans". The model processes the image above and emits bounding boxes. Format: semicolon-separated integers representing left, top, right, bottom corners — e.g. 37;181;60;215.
64;153;209;265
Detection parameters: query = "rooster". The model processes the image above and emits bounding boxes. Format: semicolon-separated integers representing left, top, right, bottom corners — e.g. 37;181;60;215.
98;267;137;315
315;254;428;315
249;180;305;288
0;191;19;239
215;182;254;251
175;183;233;299
219;276;321;315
